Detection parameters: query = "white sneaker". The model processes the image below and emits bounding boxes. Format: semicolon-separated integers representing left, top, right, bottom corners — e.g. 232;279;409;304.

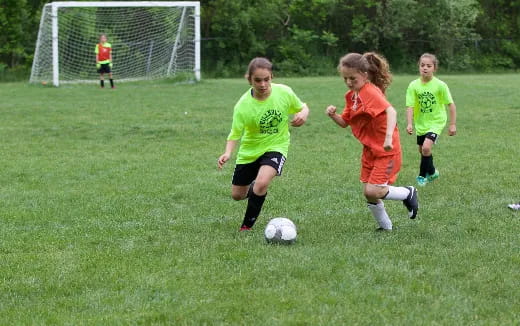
507;203;520;210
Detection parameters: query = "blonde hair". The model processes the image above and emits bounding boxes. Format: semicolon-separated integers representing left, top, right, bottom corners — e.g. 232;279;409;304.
338;52;392;93
419;53;439;69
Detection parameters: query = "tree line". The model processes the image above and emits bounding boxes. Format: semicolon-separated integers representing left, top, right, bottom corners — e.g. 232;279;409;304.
1;0;519;79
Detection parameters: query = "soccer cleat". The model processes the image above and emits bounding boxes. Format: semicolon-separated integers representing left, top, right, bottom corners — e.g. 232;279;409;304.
427;169;440;182
416;176;428;187
375;227;392;232
508;203;520;211
403;186;419;219
239;225;252;232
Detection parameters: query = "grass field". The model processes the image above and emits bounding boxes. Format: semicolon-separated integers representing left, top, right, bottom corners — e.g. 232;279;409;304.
0;74;519;325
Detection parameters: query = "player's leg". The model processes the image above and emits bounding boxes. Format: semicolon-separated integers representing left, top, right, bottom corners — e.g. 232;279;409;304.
231;185;250;201
364;183;393;230
231;161;259;201
241;152;284;230
417;135;428;186
366;153;418;221
99;72;105;88
240;165;277;230
361;148;392;230
108;71;115;88
422;132;440;182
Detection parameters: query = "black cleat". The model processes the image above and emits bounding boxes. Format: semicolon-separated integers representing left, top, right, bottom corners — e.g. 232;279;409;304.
403;186;419;219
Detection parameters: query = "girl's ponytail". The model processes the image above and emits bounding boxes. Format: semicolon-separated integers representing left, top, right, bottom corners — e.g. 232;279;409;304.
363;52;392;94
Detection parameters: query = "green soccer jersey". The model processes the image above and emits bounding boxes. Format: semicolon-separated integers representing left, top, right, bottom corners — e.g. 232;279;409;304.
406;77;454;135
227;83;304;164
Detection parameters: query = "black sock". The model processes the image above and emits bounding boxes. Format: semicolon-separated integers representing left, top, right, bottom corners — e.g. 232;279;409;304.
241;192;266;228
420;155;433;176
419;155;429;177
100;80;104;88
246;181;255;198
110;79;114;88
428;155;435;175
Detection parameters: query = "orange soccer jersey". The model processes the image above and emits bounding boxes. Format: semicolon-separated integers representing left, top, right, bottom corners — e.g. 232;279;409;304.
341;82;402;184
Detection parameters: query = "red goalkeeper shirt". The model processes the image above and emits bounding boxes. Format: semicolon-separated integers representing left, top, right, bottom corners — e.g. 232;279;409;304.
95;42;112;63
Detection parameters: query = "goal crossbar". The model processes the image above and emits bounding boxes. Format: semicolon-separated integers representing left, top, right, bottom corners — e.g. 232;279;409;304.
48;2;200;8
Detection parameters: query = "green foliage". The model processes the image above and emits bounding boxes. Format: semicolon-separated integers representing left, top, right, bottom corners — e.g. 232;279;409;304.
1;0;520;78
201;0;504;76
1;75;519;323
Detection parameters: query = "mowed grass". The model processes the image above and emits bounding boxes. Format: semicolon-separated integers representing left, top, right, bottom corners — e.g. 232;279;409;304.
0;74;519;325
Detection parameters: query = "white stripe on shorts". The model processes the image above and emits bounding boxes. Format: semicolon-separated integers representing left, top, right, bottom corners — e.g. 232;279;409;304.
277;155;286;175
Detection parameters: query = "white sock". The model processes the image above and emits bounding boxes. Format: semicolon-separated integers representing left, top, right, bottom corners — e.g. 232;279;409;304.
368;201;392;230
384;186;410;201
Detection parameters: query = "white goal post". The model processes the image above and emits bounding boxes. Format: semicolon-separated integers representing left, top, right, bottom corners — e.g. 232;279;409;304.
30;1;200;86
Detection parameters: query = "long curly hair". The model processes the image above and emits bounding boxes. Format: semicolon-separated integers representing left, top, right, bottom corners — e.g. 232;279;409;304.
338;52;392;94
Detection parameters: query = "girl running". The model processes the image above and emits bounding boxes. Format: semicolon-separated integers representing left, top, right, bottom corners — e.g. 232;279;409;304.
406;53;457;186
325;52;418;231
218;57;310;231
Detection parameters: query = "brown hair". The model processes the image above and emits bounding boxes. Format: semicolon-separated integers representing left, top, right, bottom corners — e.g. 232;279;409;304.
338;52;392;93
245;57;273;81
419;53;439;69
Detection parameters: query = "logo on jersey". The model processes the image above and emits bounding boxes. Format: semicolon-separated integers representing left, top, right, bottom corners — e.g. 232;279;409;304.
259;109;283;134
418;91;436;113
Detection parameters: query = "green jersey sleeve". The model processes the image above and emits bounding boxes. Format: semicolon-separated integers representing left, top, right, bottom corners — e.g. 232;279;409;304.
286;87;304;114
439;83;454;105
405;81;417;107
227;106;244;141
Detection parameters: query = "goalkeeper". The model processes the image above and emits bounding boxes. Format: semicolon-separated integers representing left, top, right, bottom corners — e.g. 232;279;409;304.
95;34;115;88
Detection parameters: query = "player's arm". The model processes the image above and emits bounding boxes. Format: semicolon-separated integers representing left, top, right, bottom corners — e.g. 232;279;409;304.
447;103;456;136
325;105;348;128
218;140;238;169
291;103;309;127
95;45;100;68
383;106;397;151
406;107;414;135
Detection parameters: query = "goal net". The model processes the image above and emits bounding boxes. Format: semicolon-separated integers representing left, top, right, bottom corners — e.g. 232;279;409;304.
30;1;200;86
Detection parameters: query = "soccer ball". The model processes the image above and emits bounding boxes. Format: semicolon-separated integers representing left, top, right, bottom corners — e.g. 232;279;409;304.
264;217;297;244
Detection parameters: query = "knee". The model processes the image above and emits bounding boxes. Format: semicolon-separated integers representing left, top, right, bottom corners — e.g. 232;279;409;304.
364;186;387;201
231;192;245;201
421;147;432;156
253;181;269;196
363;188;379;201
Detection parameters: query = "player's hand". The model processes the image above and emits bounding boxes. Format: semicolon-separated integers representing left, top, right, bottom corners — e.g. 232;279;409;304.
325;105;337;117
291;111;307;127
406;124;413;135
217;153;230;169
383;138;393;152
109;62;113;68
448;124;456;136
96;63;101;69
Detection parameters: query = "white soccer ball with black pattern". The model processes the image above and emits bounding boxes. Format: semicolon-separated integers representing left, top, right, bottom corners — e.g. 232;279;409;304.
264;217;297;244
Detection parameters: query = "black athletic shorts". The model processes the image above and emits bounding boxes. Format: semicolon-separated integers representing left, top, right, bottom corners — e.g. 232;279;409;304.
97;63;111;74
232;151;286;186
417;132;439;146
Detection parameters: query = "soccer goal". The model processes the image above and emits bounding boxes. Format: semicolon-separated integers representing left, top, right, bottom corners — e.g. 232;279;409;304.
30;1;200;86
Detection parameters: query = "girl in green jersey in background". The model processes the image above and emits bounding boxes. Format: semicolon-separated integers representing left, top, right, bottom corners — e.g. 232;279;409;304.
217;57;310;231
405;53;457;186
